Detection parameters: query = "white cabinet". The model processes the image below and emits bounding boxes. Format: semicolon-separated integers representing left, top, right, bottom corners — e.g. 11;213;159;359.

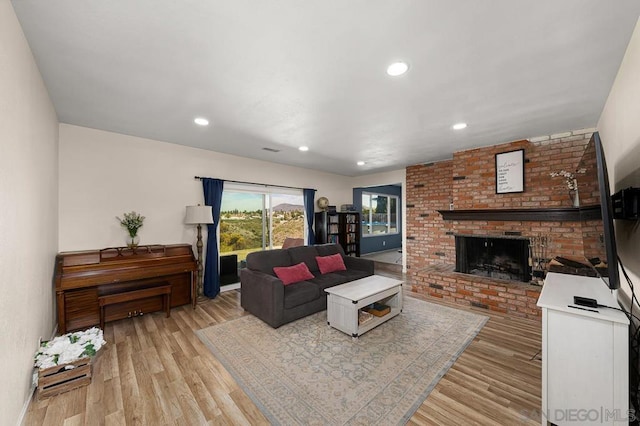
538;272;629;425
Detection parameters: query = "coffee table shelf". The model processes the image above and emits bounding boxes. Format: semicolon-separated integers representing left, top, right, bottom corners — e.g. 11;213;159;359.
325;275;403;338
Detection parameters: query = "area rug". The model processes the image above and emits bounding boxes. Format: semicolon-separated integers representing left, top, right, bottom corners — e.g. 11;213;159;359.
196;297;488;425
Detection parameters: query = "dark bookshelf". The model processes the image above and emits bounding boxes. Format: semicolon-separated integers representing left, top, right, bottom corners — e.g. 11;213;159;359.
314;212;361;256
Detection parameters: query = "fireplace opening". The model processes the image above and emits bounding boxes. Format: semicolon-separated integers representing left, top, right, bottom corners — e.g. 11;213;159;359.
455;235;531;283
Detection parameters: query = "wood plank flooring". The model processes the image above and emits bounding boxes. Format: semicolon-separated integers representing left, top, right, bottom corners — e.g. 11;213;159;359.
25;278;542;425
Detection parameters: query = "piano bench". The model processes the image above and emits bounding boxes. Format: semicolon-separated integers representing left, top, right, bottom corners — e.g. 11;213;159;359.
98;284;171;329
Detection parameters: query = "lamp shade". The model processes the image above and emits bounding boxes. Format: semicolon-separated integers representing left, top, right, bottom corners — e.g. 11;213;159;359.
185;205;214;225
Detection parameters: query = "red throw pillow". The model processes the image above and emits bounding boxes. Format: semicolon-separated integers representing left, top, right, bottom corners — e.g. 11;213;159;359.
316;253;347;274
273;262;314;286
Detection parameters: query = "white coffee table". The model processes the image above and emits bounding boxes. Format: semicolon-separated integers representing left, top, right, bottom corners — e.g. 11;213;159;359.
325;275;403;338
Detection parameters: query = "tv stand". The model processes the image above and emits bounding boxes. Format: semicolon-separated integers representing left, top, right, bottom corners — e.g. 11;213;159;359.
537;272;629;425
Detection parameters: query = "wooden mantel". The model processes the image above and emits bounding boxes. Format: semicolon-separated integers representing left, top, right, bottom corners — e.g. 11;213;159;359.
437;205;601;222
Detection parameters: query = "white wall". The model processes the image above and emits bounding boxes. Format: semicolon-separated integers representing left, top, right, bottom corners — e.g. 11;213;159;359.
59;124;353;251
0;1;59;424
351;169;404;189
598;17;640;302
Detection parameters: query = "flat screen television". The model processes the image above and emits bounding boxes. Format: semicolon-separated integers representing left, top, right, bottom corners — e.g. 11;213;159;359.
577;131;620;290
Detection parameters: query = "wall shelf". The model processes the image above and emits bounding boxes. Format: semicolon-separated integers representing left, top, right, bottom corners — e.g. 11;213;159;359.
437;205;601;222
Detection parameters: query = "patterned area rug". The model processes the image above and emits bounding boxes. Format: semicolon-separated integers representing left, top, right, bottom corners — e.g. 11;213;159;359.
196;296;488;425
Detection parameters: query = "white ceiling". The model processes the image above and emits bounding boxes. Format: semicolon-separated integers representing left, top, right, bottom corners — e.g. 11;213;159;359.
11;1;640;176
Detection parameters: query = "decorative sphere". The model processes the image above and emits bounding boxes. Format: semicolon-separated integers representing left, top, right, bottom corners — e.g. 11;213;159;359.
316;197;329;210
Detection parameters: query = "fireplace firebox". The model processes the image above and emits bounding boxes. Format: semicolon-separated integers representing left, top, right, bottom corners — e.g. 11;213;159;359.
455;235;531;283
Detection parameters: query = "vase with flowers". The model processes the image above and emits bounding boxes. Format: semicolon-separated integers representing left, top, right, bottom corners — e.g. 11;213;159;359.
116;211;145;248
550;169;585;207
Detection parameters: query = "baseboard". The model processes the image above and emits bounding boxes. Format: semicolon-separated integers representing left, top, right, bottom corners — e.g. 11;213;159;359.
220;282;240;292
17;386;34;426
18;323;57;426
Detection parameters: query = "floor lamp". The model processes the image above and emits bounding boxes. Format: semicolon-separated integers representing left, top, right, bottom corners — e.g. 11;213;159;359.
185;205;214;304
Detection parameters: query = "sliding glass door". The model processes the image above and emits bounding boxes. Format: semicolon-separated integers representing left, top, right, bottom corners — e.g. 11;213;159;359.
269;193;305;248
219;192;266;261
219;184;305;264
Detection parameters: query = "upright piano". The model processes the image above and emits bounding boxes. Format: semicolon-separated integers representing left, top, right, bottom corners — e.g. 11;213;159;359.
54;244;197;333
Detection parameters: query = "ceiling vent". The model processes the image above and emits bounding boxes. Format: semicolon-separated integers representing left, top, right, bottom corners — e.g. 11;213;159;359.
262;147;280;153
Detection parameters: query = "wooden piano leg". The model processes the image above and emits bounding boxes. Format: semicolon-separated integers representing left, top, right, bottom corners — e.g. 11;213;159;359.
57;290;66;334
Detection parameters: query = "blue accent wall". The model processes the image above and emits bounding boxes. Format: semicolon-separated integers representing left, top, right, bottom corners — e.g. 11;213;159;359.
353;185;402;255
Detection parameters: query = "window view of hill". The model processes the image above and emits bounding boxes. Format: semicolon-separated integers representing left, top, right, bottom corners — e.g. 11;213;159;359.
219;195;305;262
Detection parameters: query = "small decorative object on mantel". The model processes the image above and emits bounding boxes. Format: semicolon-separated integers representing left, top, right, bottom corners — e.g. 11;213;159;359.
34;327;106;399
116;210;145;248
550;169;586;207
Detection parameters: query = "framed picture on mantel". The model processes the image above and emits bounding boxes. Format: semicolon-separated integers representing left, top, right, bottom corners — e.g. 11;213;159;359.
495;149;524;194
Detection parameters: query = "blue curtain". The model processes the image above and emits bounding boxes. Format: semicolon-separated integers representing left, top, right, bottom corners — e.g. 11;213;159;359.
202;178;224;298
303;188;316;245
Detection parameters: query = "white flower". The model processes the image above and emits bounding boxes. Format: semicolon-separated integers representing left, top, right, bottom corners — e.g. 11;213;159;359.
34;327;106;372
47;338;71;354
550;168;586;191
58;347;85;364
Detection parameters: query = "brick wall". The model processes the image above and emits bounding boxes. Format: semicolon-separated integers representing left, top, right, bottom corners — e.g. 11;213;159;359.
406;128;595;318
406;161;453;268
410;265;541;317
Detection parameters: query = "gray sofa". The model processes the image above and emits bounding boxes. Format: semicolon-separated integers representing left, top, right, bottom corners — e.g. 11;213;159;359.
240;244;374;328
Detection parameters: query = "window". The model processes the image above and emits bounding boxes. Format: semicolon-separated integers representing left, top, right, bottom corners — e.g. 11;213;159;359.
362;193;399;236
219;183;305;262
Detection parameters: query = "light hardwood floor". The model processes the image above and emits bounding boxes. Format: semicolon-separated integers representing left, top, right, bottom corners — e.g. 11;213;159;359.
25;279;542;425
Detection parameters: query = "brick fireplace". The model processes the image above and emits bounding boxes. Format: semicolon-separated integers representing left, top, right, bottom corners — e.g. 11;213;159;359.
405;129;595;318
455;235;531;283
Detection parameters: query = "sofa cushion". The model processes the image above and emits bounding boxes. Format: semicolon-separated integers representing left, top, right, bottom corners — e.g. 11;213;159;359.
315;243;345;257
273;262;315;286
288;245;321;273
283;281;320;309
246;249;291;275
309;273;351;291
316;253;347;274
332;269;372;282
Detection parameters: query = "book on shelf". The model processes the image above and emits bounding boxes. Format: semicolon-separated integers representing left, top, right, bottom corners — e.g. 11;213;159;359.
358;309;375;325
363;302;390;317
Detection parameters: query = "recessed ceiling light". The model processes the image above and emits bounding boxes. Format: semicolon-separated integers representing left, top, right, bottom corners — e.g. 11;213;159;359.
194;117;209;126
386;62;409;76
452;122;467;130
298;146;309;152
357;161;366;166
